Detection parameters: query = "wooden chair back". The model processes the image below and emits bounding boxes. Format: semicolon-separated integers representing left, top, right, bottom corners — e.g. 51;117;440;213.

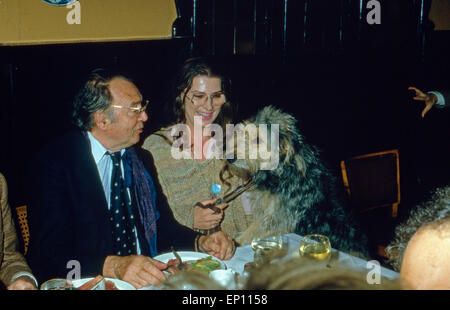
15;205;30;255
340;149;400;218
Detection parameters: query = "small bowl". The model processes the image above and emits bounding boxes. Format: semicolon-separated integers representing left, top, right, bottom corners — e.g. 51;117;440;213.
40;278;75;290
209;269;237;290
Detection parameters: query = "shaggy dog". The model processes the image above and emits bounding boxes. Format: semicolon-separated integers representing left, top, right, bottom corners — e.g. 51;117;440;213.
225;106;369;257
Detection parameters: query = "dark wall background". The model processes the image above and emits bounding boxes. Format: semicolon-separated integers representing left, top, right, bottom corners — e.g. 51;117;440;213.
1;0;449;219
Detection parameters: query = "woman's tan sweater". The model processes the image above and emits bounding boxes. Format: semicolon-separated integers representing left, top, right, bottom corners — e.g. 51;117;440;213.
142;131;251;240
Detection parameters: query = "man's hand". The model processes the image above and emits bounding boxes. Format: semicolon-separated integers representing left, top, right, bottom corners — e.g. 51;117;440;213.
409;86;438;118
103;255;168;289
193;199;228;230
198;231;235;260
7;276;37;290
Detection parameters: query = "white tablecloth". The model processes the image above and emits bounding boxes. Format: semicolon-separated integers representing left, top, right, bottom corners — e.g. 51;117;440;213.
141;233;398;289
223;233;399;280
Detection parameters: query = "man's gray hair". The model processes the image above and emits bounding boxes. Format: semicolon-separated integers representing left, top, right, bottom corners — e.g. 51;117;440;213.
72;68;131;131
386;185;450;271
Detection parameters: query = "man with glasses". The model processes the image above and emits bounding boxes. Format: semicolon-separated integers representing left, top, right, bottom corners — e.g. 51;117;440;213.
27;69;235;289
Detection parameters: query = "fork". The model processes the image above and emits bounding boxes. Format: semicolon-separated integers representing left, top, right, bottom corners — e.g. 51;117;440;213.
171;246;187;270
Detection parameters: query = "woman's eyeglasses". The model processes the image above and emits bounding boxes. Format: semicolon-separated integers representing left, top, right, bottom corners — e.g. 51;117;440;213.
185;92;226;107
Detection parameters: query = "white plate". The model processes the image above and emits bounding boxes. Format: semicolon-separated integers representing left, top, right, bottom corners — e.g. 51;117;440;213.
153;251;227;270
72;277;136;290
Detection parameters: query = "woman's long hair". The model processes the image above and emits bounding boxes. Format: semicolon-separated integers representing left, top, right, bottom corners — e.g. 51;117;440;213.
166;57;236;129
159;58;239;193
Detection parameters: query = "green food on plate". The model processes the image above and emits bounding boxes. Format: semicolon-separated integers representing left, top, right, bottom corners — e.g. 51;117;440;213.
188;256;222;273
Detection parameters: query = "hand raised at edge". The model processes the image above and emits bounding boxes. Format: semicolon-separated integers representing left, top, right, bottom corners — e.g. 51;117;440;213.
409;86;437;118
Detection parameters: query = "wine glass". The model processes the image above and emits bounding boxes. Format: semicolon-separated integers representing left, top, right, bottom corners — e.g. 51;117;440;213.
299;234;331;262
251;235;289;266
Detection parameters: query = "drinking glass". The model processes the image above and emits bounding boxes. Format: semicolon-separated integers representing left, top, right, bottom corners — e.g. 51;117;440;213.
299;234;331;261
251;235;289;266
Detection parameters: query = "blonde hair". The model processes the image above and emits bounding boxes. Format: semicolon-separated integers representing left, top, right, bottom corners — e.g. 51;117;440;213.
244;258;400;290
163;270;225;290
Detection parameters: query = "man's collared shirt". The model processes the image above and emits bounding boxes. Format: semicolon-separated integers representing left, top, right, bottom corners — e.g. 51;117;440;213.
87;131;141;254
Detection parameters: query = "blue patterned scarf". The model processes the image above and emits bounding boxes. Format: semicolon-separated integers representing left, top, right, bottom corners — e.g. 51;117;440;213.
123;147;158;254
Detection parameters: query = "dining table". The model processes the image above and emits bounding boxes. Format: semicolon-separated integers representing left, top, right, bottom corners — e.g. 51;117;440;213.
227;233;397;278
141;233;399;290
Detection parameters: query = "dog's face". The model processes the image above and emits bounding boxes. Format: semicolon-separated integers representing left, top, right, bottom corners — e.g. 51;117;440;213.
226;122;277;174
226;106;305;177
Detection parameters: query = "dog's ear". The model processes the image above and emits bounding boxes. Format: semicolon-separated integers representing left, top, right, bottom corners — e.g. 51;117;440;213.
280;134;294;165
279;134;306;174
294;154;306;175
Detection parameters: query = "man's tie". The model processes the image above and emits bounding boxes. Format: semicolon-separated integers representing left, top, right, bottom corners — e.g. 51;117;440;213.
108;151;137;256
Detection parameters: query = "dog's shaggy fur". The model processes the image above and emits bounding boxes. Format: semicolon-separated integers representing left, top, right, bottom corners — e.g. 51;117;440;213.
226;106;369;256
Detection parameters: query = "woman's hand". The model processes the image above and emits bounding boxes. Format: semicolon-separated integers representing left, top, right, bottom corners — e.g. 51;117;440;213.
193;199;228;230
198;231;236;260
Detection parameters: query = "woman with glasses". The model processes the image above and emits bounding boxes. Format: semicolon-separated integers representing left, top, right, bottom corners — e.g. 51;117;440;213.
142;58;251;241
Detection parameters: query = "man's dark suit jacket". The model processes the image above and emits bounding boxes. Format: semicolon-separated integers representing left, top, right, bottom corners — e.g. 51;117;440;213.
27;130;198;284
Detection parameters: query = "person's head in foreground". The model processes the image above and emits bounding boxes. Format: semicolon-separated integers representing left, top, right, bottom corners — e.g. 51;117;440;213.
386;185;450;289
399;218;450;289
243;258;400;290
